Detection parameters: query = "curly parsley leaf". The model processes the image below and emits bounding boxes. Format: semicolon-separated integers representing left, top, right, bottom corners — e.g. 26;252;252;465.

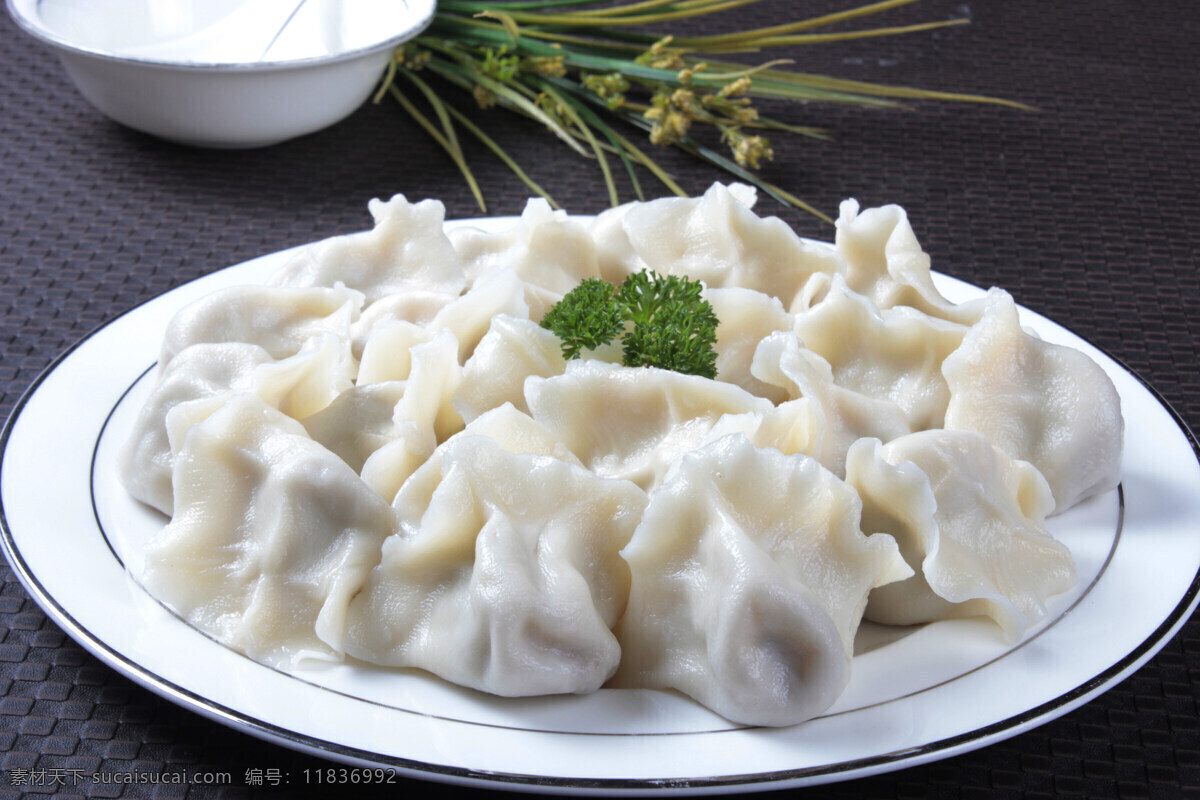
539;277;626;360
540;270;719;378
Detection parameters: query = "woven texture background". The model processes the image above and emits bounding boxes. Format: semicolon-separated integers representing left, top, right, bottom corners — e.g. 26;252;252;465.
2;1;1198;797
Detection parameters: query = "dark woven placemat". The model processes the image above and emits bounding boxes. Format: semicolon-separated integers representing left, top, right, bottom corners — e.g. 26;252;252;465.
2;1;1198;797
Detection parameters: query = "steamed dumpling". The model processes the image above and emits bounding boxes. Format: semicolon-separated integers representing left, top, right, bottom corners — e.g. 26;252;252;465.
158;285;362;370
343;434;647;696
942;290;1123;511
141;394;397;667
301;381;407;473
751;331;911;475
453;315;566;422
618;183;841;311
846;432;1076;637
425;265;531;363
359;329;465;502
348;289;458;360
267;194;466;303
612;435;911;726
448;197;601;316
706;287;794;403
793;276;967;430
834;199;985;324
526;359;772;491
122;335;354;515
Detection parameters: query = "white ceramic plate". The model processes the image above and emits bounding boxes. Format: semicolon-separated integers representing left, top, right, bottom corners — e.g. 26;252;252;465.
3;223;1199;794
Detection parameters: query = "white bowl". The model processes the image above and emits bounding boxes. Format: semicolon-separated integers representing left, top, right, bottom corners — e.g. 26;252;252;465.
6;0;436;148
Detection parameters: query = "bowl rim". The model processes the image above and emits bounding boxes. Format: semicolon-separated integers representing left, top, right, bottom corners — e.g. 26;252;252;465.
5;0;437;72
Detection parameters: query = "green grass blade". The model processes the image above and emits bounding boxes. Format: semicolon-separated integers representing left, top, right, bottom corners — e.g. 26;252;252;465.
534;79;620;206
539;76;646;201
402;69;469;167
677;19;970;49
386;83;487;212
372;53;399;105
673;0;926;45
420;50;594;156
442;103;562;208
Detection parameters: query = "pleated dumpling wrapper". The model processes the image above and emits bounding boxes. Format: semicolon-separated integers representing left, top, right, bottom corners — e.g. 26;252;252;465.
526;360;773;492
343;430;648;697
941;289;1123;513
141;393;397;668
157;284;362;370
267;194;467;304
122;335;355;516
612;434;911;727
610;182;842;311
846;431;1076;637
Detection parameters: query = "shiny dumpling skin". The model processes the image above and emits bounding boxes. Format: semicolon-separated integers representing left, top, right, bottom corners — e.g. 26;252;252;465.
343;434;648;697
158;284;362;370
751;331;911;476
942;290;1123;512
834;200;986;325
357;320;433;385
453;315;566;423
793;276;967;431
425;266;531;364
356;272;529;385
359;329;465;503
301;381;406;474
846;432;1076;638
706;287;794;404
612;435;911;727
589;199;648;286
586;185;758;285
141;394;397;668
348;289;458;360
525;359;773;491
619;183;841;311
267;194;466;304
121;335;354;516
448;198;602;297
392;403;586;517
121;343;272;516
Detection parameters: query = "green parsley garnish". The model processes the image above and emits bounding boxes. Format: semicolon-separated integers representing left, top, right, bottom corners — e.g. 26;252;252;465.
540;270;719;379
538;277;626;360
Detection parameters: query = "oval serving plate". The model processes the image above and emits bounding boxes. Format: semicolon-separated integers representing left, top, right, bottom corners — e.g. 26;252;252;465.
2;219;1199;794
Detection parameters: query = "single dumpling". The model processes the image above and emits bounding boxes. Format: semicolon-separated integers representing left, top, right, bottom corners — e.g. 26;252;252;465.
348;289;458;360
157;284;362;370
750;331;911;475
587;185;764;284
833;199;986;325
612;434;911;727
267;194;466;304
452;315;566;423
356;319;433;385
705;287;795;404
141;394;397;667
359;329;465;503
448;197;601;317
424;265;531;363
342;433;647;697
941;289;1123;512
792;276;967;430
618;182;841;311
845;432;1076;638
391;404;585;513
300;381;407;473
525;359;773;491
121;335;354;515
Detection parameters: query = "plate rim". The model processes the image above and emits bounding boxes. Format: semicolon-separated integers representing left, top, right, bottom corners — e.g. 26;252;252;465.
2;230;1199;794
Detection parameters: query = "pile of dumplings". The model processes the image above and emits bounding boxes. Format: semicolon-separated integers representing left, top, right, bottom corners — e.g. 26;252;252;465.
120;183;1123;728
